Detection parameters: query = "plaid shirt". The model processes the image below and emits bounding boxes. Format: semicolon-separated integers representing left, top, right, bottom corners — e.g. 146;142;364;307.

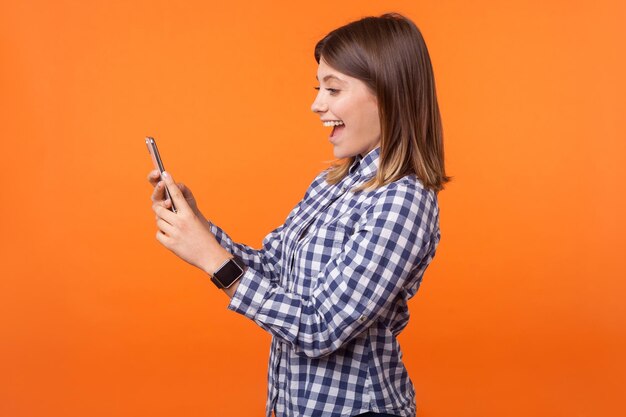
210;147;440;417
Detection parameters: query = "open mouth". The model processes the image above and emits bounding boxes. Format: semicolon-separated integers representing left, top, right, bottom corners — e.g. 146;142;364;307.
322;120;345;138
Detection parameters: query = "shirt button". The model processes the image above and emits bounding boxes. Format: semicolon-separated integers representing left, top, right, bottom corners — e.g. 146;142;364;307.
358;315;367;323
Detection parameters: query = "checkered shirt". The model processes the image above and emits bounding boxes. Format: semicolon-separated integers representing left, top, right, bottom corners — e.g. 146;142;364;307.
209;147;441;417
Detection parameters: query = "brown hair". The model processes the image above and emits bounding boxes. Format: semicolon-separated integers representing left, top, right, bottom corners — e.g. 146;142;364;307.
315;13;450;193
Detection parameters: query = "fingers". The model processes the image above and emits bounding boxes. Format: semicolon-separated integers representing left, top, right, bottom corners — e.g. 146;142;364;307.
152;201;177;225
161;172;189;214
151;181;180;204
151;181;166;203
148;169;166;204
148;171;192;210
147;169;161;186
178;182;188;195
178;182;193;194
155;229;169;246
156;217;175;236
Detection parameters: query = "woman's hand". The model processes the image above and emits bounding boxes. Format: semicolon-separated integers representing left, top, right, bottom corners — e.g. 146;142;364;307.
151;171;231;275
147;169;204;220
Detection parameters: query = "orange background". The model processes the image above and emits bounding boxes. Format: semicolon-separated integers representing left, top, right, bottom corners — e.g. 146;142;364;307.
1;1;625;416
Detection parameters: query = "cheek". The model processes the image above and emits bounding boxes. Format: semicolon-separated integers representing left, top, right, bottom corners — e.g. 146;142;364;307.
331;98;348;120
334;95;380;136
362;104;381;136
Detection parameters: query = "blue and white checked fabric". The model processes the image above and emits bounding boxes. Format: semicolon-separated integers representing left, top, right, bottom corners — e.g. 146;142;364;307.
209;147;440;417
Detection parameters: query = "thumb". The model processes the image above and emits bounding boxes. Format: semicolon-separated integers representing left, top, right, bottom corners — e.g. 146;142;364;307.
161;171;189;213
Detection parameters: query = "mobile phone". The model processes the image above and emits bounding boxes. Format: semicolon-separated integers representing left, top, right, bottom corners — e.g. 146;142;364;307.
145;136;177;213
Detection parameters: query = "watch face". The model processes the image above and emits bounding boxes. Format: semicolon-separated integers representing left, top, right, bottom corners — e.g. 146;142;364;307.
215;259;244;288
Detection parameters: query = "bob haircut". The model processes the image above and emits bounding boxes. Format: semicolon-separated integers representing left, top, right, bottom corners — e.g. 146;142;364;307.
315;13;450;193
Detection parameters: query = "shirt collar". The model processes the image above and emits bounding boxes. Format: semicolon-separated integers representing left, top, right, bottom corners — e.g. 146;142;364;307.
348;146;380;178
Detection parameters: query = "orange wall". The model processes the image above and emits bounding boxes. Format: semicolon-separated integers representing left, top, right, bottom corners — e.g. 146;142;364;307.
1;1;625;416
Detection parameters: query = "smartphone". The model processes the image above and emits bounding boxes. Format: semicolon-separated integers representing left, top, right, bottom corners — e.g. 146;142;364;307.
145;136;177;213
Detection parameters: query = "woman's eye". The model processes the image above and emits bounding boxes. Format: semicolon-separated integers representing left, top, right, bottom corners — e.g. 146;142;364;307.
313;86;339;95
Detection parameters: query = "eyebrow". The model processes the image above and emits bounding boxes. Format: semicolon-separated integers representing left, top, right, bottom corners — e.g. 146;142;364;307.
316;74;346;83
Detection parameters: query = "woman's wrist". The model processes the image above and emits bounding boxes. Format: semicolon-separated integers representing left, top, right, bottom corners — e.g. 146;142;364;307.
223;279;241;298
204;249;244;299
201;245;233;277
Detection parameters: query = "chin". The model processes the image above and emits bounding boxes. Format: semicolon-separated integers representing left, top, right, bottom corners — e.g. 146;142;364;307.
333;146;356;160
333;149;349;159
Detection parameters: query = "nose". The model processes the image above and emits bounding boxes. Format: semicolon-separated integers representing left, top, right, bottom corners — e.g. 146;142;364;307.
311;94;328;114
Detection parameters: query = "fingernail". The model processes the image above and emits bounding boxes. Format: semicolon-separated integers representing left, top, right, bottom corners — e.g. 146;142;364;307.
162;171;169;178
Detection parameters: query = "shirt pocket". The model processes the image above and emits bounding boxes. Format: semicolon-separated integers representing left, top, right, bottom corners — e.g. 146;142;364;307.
313;216;358;259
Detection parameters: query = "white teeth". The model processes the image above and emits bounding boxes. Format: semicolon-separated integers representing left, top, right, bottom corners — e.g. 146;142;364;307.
322;120;344;127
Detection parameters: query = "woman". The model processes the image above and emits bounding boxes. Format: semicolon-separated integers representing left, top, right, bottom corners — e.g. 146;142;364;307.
147;13;449;417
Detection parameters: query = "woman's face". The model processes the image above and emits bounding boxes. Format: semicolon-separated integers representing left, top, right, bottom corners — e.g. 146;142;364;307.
311;59;381;159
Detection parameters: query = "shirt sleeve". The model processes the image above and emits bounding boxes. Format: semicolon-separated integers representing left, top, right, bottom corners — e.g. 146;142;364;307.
209;221;286;281
227;182;440;358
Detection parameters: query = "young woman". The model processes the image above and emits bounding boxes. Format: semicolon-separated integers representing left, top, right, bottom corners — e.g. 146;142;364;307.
147;13;449;417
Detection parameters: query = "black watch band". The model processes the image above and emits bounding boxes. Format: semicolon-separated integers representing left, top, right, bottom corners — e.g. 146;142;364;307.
210;256;246;289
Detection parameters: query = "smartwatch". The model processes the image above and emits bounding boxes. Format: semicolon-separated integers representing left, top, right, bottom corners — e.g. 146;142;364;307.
210;256;246;289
